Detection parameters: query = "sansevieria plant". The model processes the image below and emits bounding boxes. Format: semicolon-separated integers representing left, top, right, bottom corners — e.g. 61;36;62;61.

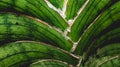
0;0;120;67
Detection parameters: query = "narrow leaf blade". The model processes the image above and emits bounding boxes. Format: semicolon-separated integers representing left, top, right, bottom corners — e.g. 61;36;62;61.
0;13;72;51
65;0;87;20
0;41;78;67
0;0;68;31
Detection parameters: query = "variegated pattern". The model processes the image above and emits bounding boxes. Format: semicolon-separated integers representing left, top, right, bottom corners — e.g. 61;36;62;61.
0;0;120;67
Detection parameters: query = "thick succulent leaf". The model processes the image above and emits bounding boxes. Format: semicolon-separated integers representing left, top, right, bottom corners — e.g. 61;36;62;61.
68;0;117;42
0;41;78;67
96;43;120;57
30;60;70;67
85;56;120;67
90;24;120;47
0;0;119;66
0;13;72;51
0;0;68;31
82;27;120;60
74;1;120;55
65;0;87;20
48;0;64;9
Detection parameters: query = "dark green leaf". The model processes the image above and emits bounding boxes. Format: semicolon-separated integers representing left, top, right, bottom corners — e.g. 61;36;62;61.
48;0;64;9
74;1;120;55
30;60;70;67
0;0;68;31
0;13;72;51
68;0;117;42
0;41;78;67
66;0;87;20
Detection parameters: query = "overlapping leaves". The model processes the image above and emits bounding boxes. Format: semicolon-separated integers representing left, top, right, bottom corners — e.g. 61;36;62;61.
0;0;120;67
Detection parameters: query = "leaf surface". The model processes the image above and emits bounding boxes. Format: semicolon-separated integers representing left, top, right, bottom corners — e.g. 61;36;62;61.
30;60;70;67
74;1;120;55
48;0;64;9
0;13;72;51
65;0;87;20
68;0;117;42
0;41;78;67
0;0;68;31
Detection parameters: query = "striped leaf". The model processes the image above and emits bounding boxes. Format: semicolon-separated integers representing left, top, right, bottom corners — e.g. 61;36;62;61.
74;1;120;55
85;56;120;67
0;0;120;67
66;0;87;20
0;13;72;51
81;28;120;61
0;41;78;67
0;0;68;31
30;60;70;67
68;0;117;42
48;0;64;9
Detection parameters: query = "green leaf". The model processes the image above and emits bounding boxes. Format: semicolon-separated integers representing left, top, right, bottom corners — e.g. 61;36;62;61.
0;0;120;66
91;24;120;47
66;0;87;20
74;1;120;55
96;43;120;57
0;0;68;31
30;60;70;67
85;56;120;67
48;0;64;9
0;41;78;67
0;13;72;51
68;0;117;42
91;27;120;50
82;27;120;60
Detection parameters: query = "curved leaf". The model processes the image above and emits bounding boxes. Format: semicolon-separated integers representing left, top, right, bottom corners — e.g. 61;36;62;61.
74;1;120;55
0;13;72;51
0;0;68;31
0;41;78;67
65;0;87;20
48;0;64;9
85;56;120;67
68;0;117;42
82;27;120;60
96;43;120;57
30;60;70;67
0;0;120;66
